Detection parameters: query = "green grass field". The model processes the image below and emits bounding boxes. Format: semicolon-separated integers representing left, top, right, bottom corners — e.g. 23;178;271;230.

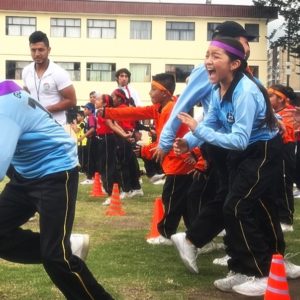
0;174;299;300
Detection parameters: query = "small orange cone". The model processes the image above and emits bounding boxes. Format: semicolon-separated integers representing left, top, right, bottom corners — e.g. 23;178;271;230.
90;172;106;197
146;197;164;240
105;183;126;216
264;254;290;300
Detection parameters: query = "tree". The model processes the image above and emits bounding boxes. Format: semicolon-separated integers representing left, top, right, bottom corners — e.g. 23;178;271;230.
253;0;299;85
253;0;300;56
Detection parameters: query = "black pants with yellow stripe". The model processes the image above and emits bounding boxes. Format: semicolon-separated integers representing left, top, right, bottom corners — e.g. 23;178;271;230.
224;134;285;277
158;174;193;238
186;145;229;247
0;167;113;300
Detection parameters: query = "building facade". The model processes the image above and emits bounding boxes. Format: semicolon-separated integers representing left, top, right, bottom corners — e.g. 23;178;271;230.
267;47;300;91
0;0;277;104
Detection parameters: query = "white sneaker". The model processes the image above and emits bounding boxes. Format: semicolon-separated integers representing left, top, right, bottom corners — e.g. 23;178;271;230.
149;174;165;183
153;178;166;185
120;192;130;199
285;259;300;279
281;223;294;232
80;179;94;185
70;233;90;261
213;254;230;266
293;188;300;197
129;189;144;198
171;232;198;274
214;271;250;292
102;197;111;206
197;241;225;255
232;276;268;296
146;235;172;246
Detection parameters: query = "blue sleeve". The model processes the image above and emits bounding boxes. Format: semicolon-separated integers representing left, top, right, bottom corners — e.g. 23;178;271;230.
193;90;257;150
159;64;211;152
0;116;21;181
183;131;204;149
183;98;221;149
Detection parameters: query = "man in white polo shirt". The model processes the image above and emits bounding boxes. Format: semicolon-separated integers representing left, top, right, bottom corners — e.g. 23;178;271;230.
22;30;76;125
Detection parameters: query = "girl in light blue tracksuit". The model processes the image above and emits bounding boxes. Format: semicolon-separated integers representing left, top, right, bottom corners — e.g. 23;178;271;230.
177;37;284;296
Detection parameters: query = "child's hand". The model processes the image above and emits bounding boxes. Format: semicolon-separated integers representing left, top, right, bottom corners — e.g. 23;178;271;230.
173;138;188;155
124;132;133;140
177;112;197;131
133;145;141;158
184;153;196;165
151;147;166;164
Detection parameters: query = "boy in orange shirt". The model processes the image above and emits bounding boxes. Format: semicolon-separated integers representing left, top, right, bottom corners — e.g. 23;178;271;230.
102;73;195;244
268;84;296;232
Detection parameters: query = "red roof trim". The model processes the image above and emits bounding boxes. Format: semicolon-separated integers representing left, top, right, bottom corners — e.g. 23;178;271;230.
0;0;278;19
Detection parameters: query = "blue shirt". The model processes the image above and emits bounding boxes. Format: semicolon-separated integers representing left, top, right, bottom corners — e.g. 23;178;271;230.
188;73;278;151
0;80;78;181
159;64;211;152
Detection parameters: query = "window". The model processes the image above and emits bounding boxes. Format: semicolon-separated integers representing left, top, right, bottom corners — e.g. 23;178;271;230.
86;63;116;81
249;65;259;78
207;22;221;40
51;18;81;38
129;64;151;82
130;21;152;40
166;22;195;41
245;24;259;42
87;19;116;39
56;62;81;81
6;16;36;36
165;64;194;83
6;60;31;79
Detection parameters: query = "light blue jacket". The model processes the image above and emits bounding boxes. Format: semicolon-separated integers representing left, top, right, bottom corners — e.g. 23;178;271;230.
186;73;278;150
159;64;211;152
0;80;78;181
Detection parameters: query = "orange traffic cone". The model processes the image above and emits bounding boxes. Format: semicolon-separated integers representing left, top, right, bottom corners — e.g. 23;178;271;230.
146;197;164;240
264;254;290;300
105;183;126;216
90;172;106;197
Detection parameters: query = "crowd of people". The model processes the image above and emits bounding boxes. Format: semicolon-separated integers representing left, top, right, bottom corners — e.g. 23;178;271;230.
1;21;300;299
71;68;166;207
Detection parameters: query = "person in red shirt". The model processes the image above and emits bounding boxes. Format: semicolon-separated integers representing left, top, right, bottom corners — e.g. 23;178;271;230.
268;84;296;232
110;88;143;199
95;94;117;205
101;73;196;245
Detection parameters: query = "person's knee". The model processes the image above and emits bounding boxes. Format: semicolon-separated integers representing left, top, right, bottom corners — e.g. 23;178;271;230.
223;198;238;219
224;198;253;220
41;249;70;268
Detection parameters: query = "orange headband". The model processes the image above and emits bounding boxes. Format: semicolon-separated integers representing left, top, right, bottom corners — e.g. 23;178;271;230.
152;80;172;97
268;88;287;101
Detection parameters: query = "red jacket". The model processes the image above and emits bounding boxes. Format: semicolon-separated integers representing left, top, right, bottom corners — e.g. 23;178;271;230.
105;100;195;175
277;105;295;144
96;111;113;135
190;147;207;172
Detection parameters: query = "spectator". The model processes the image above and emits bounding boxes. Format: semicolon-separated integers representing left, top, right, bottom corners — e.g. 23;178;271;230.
22;31;76;125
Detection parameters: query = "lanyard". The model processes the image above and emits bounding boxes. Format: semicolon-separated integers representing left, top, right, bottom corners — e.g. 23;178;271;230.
34;72;42;101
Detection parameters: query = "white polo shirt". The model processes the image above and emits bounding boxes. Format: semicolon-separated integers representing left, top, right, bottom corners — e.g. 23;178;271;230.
22;60;72;125
120;85;142;107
